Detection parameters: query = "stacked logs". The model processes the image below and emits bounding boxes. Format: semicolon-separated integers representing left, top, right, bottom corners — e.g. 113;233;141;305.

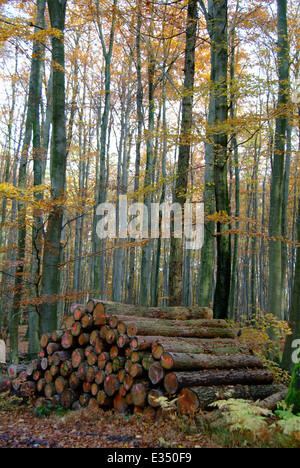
4;300;286;415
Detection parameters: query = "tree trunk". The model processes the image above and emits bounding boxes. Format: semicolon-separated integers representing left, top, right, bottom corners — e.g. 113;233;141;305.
168;0;198;306
267;0;289;350
160;352;263;371
40;0;68;334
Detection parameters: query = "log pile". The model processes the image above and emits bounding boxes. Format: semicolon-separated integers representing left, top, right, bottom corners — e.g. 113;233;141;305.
3;300;286;415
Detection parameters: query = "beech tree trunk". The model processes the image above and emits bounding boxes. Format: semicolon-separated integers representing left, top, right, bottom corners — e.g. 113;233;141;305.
40;0;67;334
168;0;198;306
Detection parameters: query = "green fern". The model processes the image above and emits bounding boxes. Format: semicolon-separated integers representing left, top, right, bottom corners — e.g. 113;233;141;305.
209;399;272;433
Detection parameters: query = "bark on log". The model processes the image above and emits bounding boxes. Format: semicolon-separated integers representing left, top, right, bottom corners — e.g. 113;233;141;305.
177;384;287;413
152;338;250;359
160;352;263;371
52;350;72;366
90;300;213;320
164;368;274;394
127;323;235;340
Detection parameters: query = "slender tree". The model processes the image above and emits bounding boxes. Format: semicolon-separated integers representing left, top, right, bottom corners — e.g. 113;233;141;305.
168;0;198;306
267;0;289;352
40;0;68;334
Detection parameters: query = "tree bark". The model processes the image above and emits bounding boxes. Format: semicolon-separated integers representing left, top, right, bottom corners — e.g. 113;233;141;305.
168;0;198;306
41;0;68;334
164;368;274;394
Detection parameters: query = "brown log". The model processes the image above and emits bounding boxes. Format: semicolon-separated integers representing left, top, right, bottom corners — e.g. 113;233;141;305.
93;336;107;355
105;361;113;376
81;313;94;330
71;320;82;337
123;374;134;392
44;370;53;384
110;345;119;359
78;333;90;346
8;364;27;379
117;368;126;383
86;365;98;383
98;352;110;370
40;333;52;349
151;337;250;359
26;361;35;377
77;362;88;381
69;372;81;391
41;358;49;371
49;364;60;378
87;351;98;366
51;330;64;342
46;342;62;356
177;384;287;413
148;361;165;385
60;388;78;409
89;383;99;397
83;381;92;393
79;393;91;408
44;383;56;398
52;350;72;366
73;305;86;321
130;381;150;408
130;363;146;379
37;378;46;394
89;330;100;346
61;330;77;349
130;351;145;363
60;360;73;377
32;369;42;381
63;315;74;331
105;328;117;344
112;357;126;372
97;390;113;407
160;352;263;372
55;376;69;394
104;374;120;397
95;369;106;385
113;394;128;413
257;386;289;410
126;322;235;340
117;334;130;349
142;354;156;371
129;336;155;351
100;325;110;339
164;368;274;394
71;348;85;369
87;299;104;314
119;383;127;397
89;301;213;321
147;388;166;408
93;302;106;326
